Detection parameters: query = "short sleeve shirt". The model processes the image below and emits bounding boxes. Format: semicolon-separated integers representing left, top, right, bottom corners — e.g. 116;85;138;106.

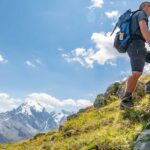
130;10;149;40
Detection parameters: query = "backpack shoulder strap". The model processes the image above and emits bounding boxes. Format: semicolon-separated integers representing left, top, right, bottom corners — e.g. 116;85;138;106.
129;9;141;35
131;9;141;14
110;9;133;36
110;23;118;36
129;9;147;41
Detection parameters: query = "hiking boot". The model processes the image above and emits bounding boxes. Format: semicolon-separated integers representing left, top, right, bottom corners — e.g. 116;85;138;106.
120;96;134;109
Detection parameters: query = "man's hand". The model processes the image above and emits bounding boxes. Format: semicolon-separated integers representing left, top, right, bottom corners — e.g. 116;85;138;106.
139;20;150;43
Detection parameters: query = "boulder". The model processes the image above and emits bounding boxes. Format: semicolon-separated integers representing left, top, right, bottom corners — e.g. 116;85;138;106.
58;125;64;131
63;129;76;138
146;81;150;94
145;122;150;130
93;79;146;110
133;130;150;150
93;94;105;110
104;81;121;97
50;133;58;141
104;81;121;103
117;81;145;101
93;82;121;110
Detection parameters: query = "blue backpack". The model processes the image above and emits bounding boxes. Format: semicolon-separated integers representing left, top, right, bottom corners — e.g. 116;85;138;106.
111;9;141;53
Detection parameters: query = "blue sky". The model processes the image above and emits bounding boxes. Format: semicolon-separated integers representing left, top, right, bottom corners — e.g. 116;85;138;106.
0;0;149;112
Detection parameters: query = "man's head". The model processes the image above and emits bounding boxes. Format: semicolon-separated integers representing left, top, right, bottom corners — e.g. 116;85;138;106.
139;1;150;16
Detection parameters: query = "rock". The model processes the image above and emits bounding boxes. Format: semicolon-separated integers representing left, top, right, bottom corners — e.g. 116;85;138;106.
33;133;45;140
132;81;146;101
67;106;93;120
145;122;150;130
133;130;150;150
105;81;121;97
67;113;78;120
94;79;146;110
93;82;122;110
63;129;75;137
58;125;64;131
117;81;145;101
50;133;58;141
78;106;92;113
146;81;150;94
116;81;126;99
104;82;121;104
93;94;105;110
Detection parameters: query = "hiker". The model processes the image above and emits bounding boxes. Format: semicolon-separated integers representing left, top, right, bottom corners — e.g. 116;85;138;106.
120;1;150;108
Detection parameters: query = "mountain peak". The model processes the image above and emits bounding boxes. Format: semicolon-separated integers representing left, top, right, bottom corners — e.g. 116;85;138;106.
25;100;44;112
17;100;45;116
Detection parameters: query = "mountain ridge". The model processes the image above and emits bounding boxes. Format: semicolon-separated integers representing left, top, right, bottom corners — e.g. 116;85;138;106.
1;74;150;149
0;99;74;143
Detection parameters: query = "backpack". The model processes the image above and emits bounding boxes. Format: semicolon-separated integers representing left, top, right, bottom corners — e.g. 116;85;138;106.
111;9;141;53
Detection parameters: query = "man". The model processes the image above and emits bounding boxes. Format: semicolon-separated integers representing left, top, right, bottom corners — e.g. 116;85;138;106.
120;1;150;108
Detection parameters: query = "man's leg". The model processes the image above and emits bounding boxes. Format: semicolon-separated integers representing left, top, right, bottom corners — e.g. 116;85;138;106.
122;40;146;108
120;71;142;108
125;71;142;94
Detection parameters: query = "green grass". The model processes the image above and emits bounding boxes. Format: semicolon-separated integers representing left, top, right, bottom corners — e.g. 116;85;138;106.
1;74;150;150
1;94;150;150
139;74;150;83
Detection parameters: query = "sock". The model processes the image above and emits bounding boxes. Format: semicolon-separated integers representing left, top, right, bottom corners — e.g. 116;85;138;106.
124;91;132;97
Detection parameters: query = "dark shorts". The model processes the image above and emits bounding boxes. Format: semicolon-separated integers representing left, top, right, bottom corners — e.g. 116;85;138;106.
127;40;150;72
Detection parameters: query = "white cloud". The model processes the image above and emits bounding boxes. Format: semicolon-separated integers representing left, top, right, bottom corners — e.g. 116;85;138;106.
105;10;119;19
26;59;42;68
89;0;104;9
144;64;150;74
0;54;8;64
26;60;36;68
35;59;42;65
0;92;93;113
62;31;128;68
62;48;95;68
25;93;62;106
75;48;86;56
25;93;93;112
142;43;150;74
145;43;150;51
76;99;92;107
107;61;117;66
0;93;22;112
58;48;65;52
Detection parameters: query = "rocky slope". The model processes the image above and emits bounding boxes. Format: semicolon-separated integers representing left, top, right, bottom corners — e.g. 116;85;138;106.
0;100;74;143
1;74;150;150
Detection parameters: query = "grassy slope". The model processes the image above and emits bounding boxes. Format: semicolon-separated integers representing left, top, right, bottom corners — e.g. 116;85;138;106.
1;75;150;150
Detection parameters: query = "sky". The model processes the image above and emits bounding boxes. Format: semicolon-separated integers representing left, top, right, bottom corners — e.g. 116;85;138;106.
0;0;150;112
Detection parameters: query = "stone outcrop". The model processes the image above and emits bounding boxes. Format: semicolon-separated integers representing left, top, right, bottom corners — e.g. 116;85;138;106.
94;79;146;111
133;130;150;150
93;76;150;149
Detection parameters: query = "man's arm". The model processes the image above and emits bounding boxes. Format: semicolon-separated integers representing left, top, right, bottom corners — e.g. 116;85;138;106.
139;20;150;43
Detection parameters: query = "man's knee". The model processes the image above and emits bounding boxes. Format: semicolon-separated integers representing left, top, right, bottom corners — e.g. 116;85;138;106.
131;71;142;79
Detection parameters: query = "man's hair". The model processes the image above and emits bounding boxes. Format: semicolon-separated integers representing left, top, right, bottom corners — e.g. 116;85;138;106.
139;1;150;10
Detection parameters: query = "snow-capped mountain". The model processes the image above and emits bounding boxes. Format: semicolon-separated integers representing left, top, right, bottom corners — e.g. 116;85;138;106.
0;100;74;143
